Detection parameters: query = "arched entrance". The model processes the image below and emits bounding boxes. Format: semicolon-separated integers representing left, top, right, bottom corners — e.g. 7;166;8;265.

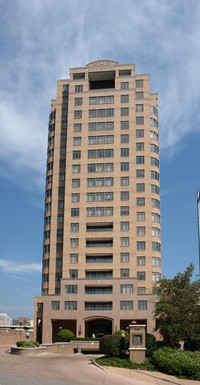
85;318;112;337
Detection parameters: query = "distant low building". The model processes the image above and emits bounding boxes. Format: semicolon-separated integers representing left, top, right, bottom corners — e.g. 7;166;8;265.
0;313;12;326
13;317;33;327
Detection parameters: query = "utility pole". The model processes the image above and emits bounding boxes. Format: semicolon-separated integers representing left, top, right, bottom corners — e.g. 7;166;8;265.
197;192;200;275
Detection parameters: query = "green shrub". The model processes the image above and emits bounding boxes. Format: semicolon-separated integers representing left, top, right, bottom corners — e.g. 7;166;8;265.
152;347;200;379
114;330;129;339
57;329;74;342
16;341;25;347
110;334;121;356
146;334;157;357
100;334;112;355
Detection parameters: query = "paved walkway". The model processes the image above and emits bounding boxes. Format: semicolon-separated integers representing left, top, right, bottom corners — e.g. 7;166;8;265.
0;346;199;385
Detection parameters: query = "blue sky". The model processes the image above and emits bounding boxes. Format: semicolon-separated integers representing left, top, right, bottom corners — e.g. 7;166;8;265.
0;0;200;319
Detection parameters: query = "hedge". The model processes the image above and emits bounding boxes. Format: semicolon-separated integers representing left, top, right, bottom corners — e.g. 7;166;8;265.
57;329;74;342
152;347;200;379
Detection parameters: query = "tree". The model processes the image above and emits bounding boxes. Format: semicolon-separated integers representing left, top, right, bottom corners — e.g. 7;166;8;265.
155;263;200;347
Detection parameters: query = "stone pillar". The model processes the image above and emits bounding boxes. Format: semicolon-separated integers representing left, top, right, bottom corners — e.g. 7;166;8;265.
129;324;146;363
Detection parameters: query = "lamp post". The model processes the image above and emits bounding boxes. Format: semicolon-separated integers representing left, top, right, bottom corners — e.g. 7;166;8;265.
19;320;23;341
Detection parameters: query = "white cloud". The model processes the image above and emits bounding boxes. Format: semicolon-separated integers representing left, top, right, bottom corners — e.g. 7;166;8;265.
0;259;42;274
1;0;200;181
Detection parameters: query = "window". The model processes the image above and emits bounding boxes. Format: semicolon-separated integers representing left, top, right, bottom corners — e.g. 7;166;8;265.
137;212;145;221
62;108;68;117
88;149;114;158
71;193;80;203
43;245;50;254
136;169;145;178
57;214;64;223
136;142;144;151
121;82;129;89
72;179;80;188
49;123;55;133
73;150;81;159
151;199;160;209
47;149;54;159
137;272;146;280
150;118;158;128
119;252;129;263
137;241;145;250
136;79;143;87
121;121;129;130
120;301;133;310
120;206;129;216
87;163;113;173
37;303;43;312
121;162;129;171
60;146;66;155
120;237;129;247
56;258;62;267
73;137;81;146
151;171;160;182
138;300;147;310
61;133;67;142
150;105;158;116
69;269;78;278
121;148;129;157
150;131;159;141
70;254;78;264
43;259;49;268
70;223;79;233
48;136;54;146
59;173;65;182
121;191;129;201
121;177;129;186
61;121;67;129
152;227;161;238
121;95;129;103
87;177;113;187
137;256;145;265
58;186;65;196
86;256;113;263
137;227;145;236
45;189;52;199
136;183;145;192
86;207;113;217
136;156;144;164
152;272;161;281
75;85;83;92
151;144;159;154
89;108;114;118
74;110;82;119
45;202;51;212
136;92;143;99
64;301;77;310
74;123;82;132
74;97;82;106
72;164;81;174
120;284;133;294
152;242;161;252
88;135;114;145
85;286;112;294
151;184;160;195
44;230;50;239
46;175;53;185
57;228;63;238
137;287;146;294
56;243;63;252
152;213;161;223
59;159;66;169
85;302;112;310
121;134;129;143
71;208;79;217
51;301;60;310
120;268;129;278
42;273;49;282
120;222;129;231
89;95;114;104
136;117;144;125
65;285;77;294
121;108;129;116
87;192;113;202
136;129;144;138
152;257;161;266
151;157;159;167
88;122;114;131
137;197;145;206
136;104;144;112
55;272;62;282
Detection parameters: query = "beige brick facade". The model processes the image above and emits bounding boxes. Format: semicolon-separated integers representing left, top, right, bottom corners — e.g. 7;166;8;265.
34;60;161;343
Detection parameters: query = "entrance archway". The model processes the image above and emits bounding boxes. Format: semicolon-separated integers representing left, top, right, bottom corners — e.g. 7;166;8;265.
85;318;112;337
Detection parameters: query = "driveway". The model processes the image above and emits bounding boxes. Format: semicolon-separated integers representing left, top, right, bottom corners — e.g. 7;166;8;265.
0;346;199;385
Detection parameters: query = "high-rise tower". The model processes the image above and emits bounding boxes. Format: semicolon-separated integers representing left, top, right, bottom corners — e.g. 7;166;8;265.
34;60;161;343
